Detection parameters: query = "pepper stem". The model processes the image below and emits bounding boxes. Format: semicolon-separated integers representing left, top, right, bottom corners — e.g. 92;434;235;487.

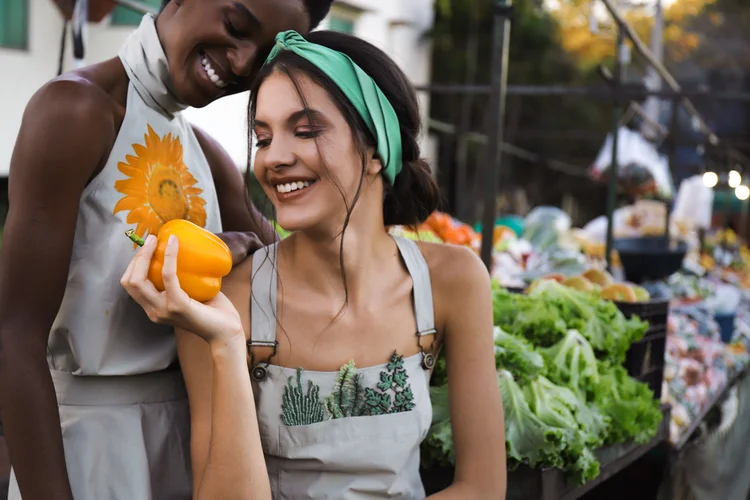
125;229;145;247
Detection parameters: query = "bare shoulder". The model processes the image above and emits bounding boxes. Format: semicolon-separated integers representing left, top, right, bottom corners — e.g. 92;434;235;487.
222;254;254;312
14;77;118;180
191;125;219;150
11;76;121;201
415;241;491;334
191;124;234;169
419;241;491;294
25;76;117;134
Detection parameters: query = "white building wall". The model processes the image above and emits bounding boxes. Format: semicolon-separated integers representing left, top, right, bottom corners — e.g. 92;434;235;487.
0;0;436;176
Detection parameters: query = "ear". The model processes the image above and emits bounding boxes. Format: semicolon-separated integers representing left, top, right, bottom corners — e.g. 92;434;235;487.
367;152;383;177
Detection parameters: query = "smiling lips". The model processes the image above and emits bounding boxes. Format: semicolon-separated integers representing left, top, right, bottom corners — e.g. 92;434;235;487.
200;51;229;89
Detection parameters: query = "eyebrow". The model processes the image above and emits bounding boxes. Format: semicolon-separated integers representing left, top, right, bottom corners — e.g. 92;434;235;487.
233;2;261;31
255;109;326;129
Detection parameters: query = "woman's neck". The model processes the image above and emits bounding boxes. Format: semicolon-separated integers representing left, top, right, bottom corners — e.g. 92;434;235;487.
280;207;395;309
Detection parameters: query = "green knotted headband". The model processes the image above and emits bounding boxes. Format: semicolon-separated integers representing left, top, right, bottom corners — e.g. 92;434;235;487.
264;30;403;184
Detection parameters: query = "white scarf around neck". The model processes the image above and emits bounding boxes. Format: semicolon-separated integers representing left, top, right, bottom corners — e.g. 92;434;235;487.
118;14;188;118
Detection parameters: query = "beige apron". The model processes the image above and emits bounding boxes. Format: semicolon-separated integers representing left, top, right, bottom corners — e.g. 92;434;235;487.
8;14;221;500
249;237;436;499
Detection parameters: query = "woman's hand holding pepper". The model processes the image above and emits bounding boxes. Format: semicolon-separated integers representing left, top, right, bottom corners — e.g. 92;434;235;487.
121;234;244;346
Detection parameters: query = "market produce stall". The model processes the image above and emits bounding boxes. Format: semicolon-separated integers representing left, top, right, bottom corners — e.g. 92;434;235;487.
418;277;666;497
505;410;669;500
393;207;750;499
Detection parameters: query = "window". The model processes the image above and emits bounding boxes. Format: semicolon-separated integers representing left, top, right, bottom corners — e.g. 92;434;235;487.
329;14;355;34
111;0;162;26
0;0;29;50
326;4;360;34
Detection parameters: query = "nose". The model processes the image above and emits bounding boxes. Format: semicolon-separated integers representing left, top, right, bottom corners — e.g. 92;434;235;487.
227;43;258;78
258;136;296;173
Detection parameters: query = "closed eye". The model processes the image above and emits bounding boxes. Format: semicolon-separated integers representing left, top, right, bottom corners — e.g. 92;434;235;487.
224;16;244;38
296;130;321;139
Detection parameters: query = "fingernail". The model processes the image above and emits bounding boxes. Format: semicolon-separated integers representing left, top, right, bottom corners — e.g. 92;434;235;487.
168;235;178;246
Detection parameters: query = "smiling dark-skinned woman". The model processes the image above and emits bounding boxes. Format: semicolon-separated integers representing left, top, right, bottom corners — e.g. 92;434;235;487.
0;2;332;499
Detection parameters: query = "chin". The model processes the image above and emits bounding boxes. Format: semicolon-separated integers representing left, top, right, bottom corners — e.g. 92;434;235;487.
275;209;332;234
173;70;225;108
275;217;312;234
170;81;205;108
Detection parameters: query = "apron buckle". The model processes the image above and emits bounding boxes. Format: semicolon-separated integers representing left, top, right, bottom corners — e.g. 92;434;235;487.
247;339;278;382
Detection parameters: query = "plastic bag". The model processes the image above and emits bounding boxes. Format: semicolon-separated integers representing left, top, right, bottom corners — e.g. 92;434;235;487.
671;175;714;230
521;206;571;251
521;248;588;282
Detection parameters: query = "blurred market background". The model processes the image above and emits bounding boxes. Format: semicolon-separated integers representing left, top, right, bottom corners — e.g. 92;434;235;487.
4;0;750;499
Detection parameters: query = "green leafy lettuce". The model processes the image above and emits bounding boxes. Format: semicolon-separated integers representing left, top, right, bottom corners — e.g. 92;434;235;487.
492;282;568;347
528;280;648;364
537;329;600;400
423;282;663;487
594;364;663;444
493;326;545;385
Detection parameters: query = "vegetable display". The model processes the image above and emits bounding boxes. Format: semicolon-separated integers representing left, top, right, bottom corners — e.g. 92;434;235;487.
408;208;750;485
423;280;662;486
126;219;233;302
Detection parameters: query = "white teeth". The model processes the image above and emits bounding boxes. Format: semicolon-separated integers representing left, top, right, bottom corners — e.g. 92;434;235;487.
276;180;313;194
200;55;228;89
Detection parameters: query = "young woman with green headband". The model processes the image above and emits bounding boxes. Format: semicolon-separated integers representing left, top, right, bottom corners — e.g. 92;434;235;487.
122;30;506;499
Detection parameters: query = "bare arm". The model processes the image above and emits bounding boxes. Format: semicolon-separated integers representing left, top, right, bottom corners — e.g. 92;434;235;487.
177;331;268;500
427;246;506;499
123;243;268;500
176;257;256;496
0;80;115;499
193;126;277;245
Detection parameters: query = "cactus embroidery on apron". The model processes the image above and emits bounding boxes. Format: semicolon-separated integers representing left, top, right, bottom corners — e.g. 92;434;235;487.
281;352;416;426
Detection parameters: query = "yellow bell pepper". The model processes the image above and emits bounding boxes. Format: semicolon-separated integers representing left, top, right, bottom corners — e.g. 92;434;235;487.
125;219;232;302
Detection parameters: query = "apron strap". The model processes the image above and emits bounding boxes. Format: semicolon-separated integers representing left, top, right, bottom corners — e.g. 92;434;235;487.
250;243;280;344
393;236;438;371
393;236;436;336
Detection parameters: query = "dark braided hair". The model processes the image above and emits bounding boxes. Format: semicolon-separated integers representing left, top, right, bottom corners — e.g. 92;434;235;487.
159;0;333;30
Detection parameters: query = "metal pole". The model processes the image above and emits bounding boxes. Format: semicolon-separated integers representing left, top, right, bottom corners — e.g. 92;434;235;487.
71;0;88;69
740;195;749;241
641;0;664;141
455;6;480;221
605;29;624;271
664;98;679;242
480;0;513;270
599;0;718;145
